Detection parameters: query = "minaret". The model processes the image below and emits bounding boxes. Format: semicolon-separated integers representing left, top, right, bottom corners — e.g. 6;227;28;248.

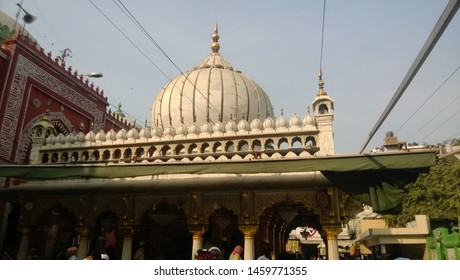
312;70;335;155
29;108;57;164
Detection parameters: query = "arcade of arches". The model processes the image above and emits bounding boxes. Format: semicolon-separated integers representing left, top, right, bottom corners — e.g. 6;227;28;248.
8;188;359;260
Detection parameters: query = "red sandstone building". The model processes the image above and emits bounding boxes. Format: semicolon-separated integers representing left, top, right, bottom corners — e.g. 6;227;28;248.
0;29;130;252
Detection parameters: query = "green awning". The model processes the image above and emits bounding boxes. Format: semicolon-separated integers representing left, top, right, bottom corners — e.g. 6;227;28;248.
0;151;436;179
0;150;437;213
322;168;425;213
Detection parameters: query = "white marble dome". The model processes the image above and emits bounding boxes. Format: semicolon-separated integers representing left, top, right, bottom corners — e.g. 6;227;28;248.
151;24;274;130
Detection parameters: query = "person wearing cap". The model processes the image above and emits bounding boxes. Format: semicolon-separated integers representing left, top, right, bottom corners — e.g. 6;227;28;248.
133;240;146;260
208;246;223;260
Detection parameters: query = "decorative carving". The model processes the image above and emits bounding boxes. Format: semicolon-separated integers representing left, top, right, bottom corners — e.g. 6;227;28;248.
322;223;342;239
239;225;258;237
316;192;329;209
0;55;103;161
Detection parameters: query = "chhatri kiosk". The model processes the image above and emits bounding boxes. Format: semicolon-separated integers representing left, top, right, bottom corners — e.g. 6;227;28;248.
0;25;436;260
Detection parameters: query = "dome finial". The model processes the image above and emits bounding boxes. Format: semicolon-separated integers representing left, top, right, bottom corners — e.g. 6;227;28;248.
211;22;220;54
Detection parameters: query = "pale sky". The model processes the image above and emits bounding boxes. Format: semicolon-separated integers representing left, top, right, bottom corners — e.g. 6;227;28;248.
1;0;459;154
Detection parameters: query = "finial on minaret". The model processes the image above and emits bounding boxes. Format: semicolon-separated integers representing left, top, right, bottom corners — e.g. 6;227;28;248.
41;99;52;122
317;69;327;96
211;23;220;54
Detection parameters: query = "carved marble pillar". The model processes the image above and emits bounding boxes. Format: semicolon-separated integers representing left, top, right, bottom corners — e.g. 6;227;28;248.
17;226;31;260
189;225;205;260
76;227;90;260
119;227;134;260
240;225;257;260
323;224;342;260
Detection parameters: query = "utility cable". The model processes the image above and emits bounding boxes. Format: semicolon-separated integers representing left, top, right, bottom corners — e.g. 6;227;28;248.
358;0;460;153
447;130;460;141
88;0;171;82
395;64;460;134
115;0;221;124
407;93;460;141
420;107;460;142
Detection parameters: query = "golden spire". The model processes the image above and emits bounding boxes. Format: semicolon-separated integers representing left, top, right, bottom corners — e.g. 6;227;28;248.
42;99;52;123
211;23;220;54
317;69;327;96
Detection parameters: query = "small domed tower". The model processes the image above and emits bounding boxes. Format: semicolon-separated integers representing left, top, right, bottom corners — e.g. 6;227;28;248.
312;70;335;155
30;109;57;164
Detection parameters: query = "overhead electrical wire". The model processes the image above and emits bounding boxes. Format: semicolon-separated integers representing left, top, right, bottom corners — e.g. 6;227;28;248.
30;0;458;140
114;0;222;125
12;1;146;127
87;0;177;126
406;93;460;142
114;0;182;79
358;0;460;154
395;64;460;135
420;108;460;142
447;130;460;141
88;0;170;83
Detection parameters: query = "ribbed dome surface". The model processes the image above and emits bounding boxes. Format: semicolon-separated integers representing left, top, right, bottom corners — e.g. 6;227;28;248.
151;24;274;129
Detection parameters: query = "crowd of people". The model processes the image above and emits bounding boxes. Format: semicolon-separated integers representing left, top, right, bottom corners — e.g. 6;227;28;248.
2;239;275;260
195;239;273;260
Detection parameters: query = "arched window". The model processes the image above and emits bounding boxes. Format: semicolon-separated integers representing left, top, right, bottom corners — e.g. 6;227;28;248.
278;138;289;150
188;144;198;154
175;145;186;155
265;139;275;150
225;141;235;152
252;140;262;151
102;150;110;160
42;153;49;163
292;137;302;149
124;148;132;159
113;149;121;160
305;136;316;147
91;150;100;161
161;145;171;156
61;152;69;162
213;142;223;153
135;147;145;158
319;104;328;114
201;143;211;153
